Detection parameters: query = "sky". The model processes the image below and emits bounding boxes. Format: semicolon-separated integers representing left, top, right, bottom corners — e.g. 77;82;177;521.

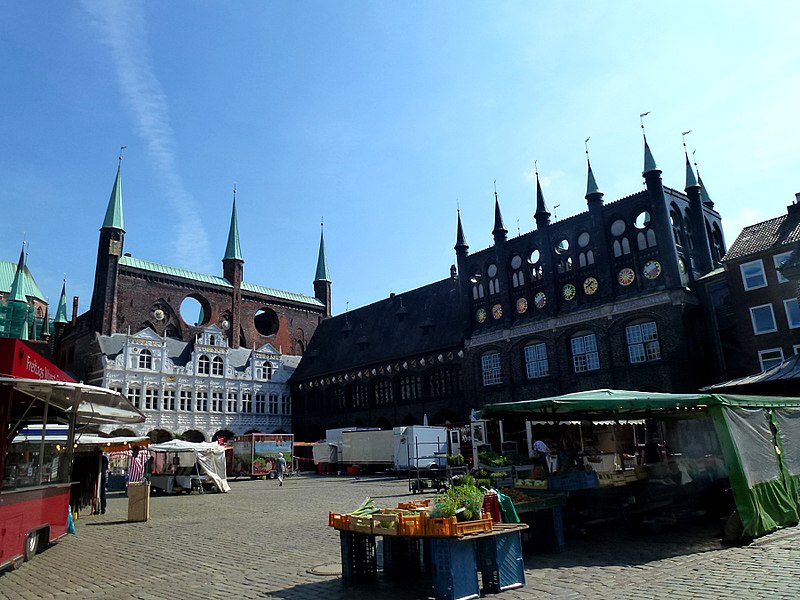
1;2;799;320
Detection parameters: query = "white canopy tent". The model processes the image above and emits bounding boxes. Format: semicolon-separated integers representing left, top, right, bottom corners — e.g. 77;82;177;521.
147;440;231;493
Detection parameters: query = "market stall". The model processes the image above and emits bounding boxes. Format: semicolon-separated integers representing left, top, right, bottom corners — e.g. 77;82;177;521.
147;440;231;493
479;389;800;540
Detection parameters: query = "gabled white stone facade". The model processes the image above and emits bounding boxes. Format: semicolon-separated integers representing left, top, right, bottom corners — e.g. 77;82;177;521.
97;326;296;440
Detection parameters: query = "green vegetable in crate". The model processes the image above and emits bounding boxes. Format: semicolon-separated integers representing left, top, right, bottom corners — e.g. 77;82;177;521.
349;496;377;516
432;481;484;522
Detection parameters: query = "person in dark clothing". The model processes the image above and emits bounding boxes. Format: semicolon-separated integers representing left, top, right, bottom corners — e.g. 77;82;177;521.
100;454;109;514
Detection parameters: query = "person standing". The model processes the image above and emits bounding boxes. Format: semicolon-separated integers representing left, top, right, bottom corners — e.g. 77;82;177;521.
276;454;286;487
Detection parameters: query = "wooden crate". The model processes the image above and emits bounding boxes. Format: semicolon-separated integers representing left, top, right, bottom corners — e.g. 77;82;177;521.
349;514;375;534
372;512;400;536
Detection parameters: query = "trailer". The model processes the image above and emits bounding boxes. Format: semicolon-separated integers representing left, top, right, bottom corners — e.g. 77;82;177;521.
392;426;449;471
231;433;293;479
340;429;394;471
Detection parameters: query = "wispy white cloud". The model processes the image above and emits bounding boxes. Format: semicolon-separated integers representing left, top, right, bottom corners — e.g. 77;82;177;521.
81;0;211;270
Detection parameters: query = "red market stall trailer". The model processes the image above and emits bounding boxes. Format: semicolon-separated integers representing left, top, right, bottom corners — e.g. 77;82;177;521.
0;339;144;570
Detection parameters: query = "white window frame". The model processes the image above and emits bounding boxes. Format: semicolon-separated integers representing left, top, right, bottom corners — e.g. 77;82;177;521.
749;304;778;335
138;349;153;370
571;334;600;373
144;388;158;410
481;352;503;386
524;342;549;379
196;391;208;412
758;348;784;372
740;259;767;291
626;321;661;364
163;389;175;411
783;298;800;329
128;387;141;409
212;356;224;376
774;251;793;284
227;391;238;413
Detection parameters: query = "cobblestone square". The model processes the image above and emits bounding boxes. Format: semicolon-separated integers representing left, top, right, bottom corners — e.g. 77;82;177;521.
3;476;800;599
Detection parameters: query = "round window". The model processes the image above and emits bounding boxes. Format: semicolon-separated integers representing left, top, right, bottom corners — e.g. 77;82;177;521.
529;249;541;264
511;255;522;270
634;211;651;229
610;219;626;237
577;232;591;248
487;264;498;277
555;239;570;255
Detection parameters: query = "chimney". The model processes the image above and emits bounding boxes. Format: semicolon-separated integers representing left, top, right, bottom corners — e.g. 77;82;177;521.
72;296;79;324
788;194;800;216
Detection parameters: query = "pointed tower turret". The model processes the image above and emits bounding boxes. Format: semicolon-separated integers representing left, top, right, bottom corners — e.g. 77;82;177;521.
492;190;507;243
90;151;126;336
313;222;332;318
534;172;551;229
222;187;244;347
584;153;613;289
54;280;69;325
698;175;714;209
684;151;713;274
585;159;603;206
8;245;28;304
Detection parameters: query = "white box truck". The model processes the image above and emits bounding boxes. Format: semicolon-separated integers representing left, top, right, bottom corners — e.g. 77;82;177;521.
341;429;394;468
393;426;449;471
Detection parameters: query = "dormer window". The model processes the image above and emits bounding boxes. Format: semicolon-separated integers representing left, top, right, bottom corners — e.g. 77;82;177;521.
138;349;153;370
209;335;216;346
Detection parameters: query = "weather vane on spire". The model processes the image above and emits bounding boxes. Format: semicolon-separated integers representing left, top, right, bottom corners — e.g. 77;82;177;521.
118;145;126;164
585;137;591;158
639;112;650;131
233;183;237;202
681;130;693;150
534;160;538;177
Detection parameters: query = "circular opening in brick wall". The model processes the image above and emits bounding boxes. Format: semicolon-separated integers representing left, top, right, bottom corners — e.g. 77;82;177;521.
180;295;210;327
254;308;279;336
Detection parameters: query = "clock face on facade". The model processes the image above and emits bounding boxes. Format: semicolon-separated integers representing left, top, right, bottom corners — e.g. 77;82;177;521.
618;267;635;287
491;303;503;320
534;292;546;309
562;284;576;301
516;297;528;314
476;308;487;323
583;277;599;295
643;260;663;280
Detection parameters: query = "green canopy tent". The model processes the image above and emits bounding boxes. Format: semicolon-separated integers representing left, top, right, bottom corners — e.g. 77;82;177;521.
479;389;800;539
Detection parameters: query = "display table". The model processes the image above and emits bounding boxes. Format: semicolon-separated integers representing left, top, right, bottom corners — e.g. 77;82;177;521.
339;523;527;600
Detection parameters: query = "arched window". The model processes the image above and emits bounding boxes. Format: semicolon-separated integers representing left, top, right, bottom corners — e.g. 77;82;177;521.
198;355;210;375
427;368;460;398
399;375;421;403
375;379;394;405
212;356;224;376
626;320;661;363
139;349;152;370
481;351;502;386
570;333;599;373
524;342;549;379
670;208;684;246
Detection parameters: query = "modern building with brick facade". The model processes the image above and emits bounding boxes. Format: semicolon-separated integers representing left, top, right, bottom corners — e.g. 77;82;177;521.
290;136;727;439
55;158;330;440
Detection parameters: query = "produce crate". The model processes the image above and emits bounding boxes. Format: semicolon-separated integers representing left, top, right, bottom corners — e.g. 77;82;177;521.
397;513;424;537
372;512;400;536
339;530;377;584
398;499;430;510
424;515;457;537
328;512;350;530
454;516;493;536
597;472;626;487
349;514;375;534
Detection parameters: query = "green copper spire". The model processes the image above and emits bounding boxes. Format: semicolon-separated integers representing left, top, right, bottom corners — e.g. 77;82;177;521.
224;196;243;261
699;175;714;208
586;159;601;197
8;245;28;303
54;280;69;324
314;224;330;283
643;135;659;174
685;153;699;189
102;163;125;231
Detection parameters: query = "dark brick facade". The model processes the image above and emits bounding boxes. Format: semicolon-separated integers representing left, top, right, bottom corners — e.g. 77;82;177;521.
291;141;727;438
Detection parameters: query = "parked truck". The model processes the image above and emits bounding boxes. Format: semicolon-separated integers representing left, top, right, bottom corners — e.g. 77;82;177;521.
341;429;394;470
231;433;293;479
392;426;449;471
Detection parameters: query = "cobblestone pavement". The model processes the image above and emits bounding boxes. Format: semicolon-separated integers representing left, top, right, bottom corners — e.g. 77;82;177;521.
2;476;800;599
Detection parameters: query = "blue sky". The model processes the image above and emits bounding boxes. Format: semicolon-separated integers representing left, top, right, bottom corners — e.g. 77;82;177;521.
1;2;798;319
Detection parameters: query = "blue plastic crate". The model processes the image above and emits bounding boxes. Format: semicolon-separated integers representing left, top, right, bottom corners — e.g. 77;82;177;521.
340;531;377;585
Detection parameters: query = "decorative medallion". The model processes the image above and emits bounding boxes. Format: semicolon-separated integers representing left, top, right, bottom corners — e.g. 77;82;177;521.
221;320;231;330
562;283;576;301
534;292;547;309
678;256;687;274
643;260;662;280
476;308;487;323
491;303;503;320
618;267;635;287
516;297;528;314
583;277;599;296
153;309;165;321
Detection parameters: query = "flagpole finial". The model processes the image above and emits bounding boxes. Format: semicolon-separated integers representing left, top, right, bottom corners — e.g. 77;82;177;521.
534;160;538;177
681;130;693;150
585;137;591;159
639;112;650;131
118;145;127;164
